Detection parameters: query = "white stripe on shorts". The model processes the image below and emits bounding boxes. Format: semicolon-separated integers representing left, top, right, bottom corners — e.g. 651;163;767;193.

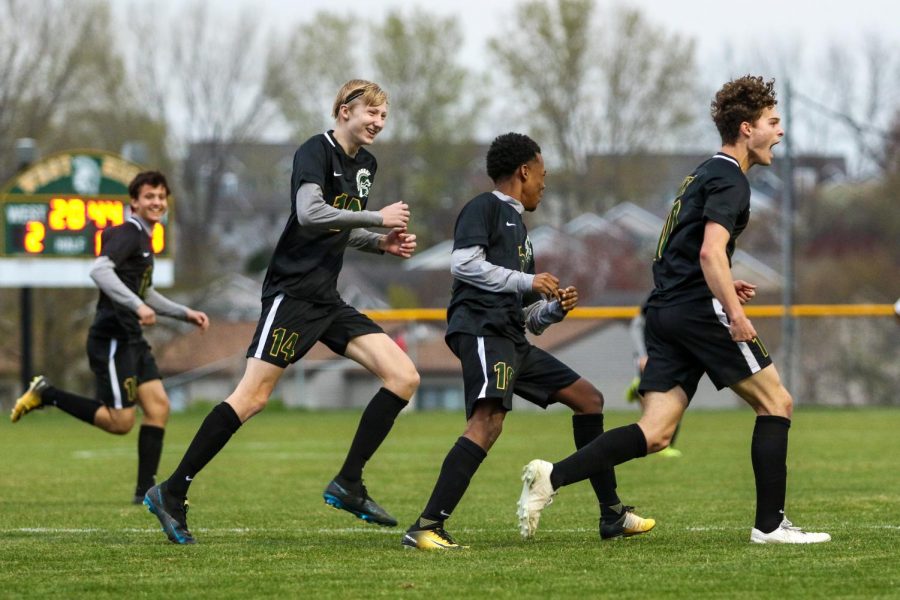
476;336;488;399
253;293;285;359
711;298;761;374
108;338;122;409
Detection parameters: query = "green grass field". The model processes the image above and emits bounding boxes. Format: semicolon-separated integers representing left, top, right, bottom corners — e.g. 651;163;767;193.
2;406;899;598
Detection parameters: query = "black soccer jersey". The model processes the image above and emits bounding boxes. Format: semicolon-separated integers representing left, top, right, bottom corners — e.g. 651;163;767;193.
446;192;535;341
648;153;750;307
262;130;377;303
90;216;154;339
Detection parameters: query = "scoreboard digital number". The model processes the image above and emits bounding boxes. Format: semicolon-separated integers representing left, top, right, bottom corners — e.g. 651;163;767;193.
3;197;167;257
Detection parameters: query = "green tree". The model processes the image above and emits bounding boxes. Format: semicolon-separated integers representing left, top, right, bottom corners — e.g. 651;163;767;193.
371;8;483;243
265;12;358;141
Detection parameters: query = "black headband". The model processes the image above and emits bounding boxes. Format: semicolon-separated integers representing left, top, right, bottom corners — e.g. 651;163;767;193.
342;89;365;106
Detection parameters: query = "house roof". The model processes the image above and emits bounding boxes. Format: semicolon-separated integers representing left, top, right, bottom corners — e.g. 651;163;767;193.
154;317;614;377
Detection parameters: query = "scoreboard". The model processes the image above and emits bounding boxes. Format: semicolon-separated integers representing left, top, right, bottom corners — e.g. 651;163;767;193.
3;196;166;257
0;150;174;287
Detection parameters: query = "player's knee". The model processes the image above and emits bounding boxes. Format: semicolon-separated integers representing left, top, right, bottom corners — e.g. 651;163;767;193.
385;363;419;399
772;388;793;418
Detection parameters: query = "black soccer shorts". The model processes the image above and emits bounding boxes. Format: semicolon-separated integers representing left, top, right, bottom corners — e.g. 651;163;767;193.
87;335;161;409
446;333;580;419
639;297;773;401
247;293;384;368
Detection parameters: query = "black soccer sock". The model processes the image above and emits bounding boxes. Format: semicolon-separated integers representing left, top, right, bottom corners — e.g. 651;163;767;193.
42;386;102;425
751;415;790;533
418;436;487;527
136;425;165;493
165;402;242;499
550;423;647;490
572;414;622;520
337;387;407;483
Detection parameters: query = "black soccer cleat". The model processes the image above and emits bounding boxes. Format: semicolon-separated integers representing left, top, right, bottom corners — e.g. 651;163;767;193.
323;478;398;527
600;505;656;540
144;483;196;544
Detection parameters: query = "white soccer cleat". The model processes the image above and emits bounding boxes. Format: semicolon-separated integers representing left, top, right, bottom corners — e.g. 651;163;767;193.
517;459;557;539
750;517;831;544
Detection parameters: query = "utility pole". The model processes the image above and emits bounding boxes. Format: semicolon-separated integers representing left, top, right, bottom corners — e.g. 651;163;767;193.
15;138;37;391
780;82;796;390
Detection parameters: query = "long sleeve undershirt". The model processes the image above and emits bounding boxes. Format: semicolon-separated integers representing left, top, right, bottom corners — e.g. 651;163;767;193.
295;182;383;229
89;256;189;320
451;246;565;335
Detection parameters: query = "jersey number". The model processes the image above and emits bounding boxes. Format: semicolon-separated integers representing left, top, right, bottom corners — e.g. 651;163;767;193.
270;327;299;361
493;362;515;391
332;193;362;212
655;175;693;260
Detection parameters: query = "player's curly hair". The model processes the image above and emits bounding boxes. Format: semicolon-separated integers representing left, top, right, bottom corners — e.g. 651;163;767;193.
332;80;388;119
128;171;169;199
486;133;542;182
711;75;778;144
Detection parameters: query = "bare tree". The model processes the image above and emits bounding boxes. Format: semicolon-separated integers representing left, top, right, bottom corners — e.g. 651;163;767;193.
489;0;699;217
123;1;282;281
370;8;483;242
265;12;358;141
0;0;127;176
489;0;595;175
596;6;697;153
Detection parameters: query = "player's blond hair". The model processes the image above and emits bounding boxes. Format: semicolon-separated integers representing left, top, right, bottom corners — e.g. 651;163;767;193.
331;80;388;120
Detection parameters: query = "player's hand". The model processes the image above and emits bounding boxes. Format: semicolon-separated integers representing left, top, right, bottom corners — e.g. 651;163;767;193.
728;313;757;342
558;286;578;312
734;280;757;304
381;229;417;258
379;202;410;228
532;272;559;298
137;304;157;326
186;309;210;331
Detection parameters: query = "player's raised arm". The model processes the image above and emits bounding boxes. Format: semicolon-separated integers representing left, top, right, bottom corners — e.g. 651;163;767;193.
295;182;383;229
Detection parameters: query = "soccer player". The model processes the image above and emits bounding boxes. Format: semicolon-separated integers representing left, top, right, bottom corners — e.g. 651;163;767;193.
624;301;682;457
10;171;210;504
144;79;419;544
517;76;831;544
401;133;654;550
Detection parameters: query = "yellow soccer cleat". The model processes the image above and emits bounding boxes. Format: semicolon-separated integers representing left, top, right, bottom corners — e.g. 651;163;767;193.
657;446;683;458
401;526;466;550
601;506;656;540
624;376;642;403
10;375;49;423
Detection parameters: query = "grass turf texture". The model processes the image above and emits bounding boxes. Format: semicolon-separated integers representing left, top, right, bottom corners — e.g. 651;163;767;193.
2;407;898;598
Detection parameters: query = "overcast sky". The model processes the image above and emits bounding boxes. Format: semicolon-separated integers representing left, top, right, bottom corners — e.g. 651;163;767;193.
254;0;899;65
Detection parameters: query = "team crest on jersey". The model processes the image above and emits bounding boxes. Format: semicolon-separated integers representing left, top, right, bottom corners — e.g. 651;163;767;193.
356;169;372;198
518;237;534;270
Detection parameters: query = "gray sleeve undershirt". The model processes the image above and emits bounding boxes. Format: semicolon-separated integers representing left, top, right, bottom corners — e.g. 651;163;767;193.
89;255;143;311
296;182;383;229
523;299;566;335
347;229;385;254
143;287;190;320
89;255;190;319
450;245;534;293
